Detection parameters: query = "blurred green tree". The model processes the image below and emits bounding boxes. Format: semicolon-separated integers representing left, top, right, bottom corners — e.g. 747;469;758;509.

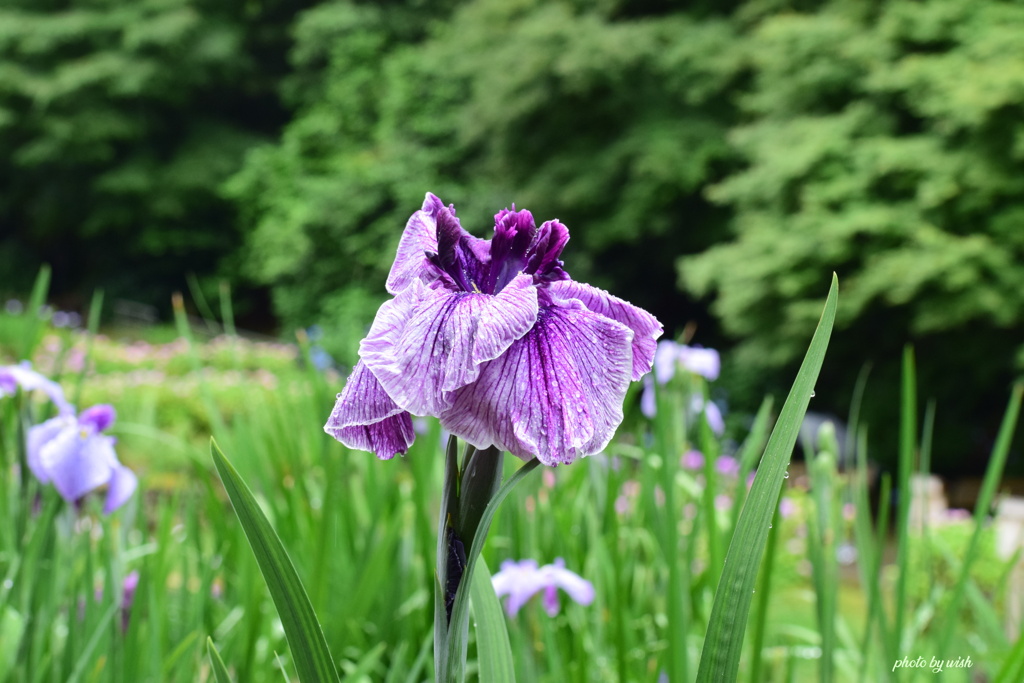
680;0;1024;469
0;0;313;317
228;0;744;364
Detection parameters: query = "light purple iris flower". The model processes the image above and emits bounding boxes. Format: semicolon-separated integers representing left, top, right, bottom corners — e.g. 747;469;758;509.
491;558;595;617
27;404;137;513
640;342;720;418
325;193;662;465
0;362;73;414
651;340;720;384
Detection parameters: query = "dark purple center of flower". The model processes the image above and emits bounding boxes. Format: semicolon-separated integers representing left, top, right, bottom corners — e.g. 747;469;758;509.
425;200;569;295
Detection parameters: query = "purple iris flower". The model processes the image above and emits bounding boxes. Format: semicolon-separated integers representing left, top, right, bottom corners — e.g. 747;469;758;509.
27;404;137;513
491;558;595;617
325;193;662;466
678;346;720;382
0;361;73;414
640;342;720;418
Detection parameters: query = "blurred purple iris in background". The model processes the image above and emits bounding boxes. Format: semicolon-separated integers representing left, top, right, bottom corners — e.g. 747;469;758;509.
27;404;137;513
491;557;595;617
641;341;720;419
0;362;73;414
326;193;662;465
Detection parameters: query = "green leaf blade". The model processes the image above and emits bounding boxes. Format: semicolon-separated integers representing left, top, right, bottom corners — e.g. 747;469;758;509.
471;559;516;683
696;273;838;683
206;637;233;683
210;439;341;683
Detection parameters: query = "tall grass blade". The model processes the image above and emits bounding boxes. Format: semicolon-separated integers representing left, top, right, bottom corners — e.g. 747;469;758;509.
210;438;341;683
696;273;838;683
471;558;516;683
20;265;50;360
936;384;1023;658
893;346;916;668
207;637;234;683
65;601;118;683
219;280;237;337
993;633;1024;683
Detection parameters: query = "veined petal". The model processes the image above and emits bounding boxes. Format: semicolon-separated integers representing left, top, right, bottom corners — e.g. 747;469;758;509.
440;300;634;466
361;274;539;416
44;430;116;504
548;280;662;381
324;361;415;459
386;193;444;295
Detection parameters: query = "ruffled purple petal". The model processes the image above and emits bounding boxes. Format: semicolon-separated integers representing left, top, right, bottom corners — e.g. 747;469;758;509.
43;430;116;504
386;193;444;295
103;463;138;513
361;274;539;417
429;199;491;293
324;361;415;459
547;280;662;381
79;404;116;432
440;300;634;466
525;220;570;284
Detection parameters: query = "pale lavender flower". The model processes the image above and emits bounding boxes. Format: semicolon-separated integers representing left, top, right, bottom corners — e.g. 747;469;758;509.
681;450;705;470
492;558;595;617
641;342;720;418
326;193;662;465
779;497;796;519
678;346;720;381
27;404;137;513
652;340;682;384
0;362;73;414
715;494;733;511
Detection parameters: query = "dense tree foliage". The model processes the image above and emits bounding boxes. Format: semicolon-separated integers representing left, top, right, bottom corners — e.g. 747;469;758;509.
681;0;1024;469
0;0;313;315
